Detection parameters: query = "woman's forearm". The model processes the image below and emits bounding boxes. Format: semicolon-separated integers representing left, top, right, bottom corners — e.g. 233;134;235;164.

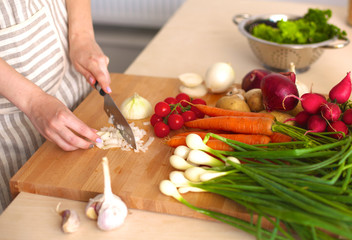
65;0;111;93
66;0;95;42
0;58;44;114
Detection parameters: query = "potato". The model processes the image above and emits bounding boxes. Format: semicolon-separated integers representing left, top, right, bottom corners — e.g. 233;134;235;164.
244;88;264;112
287;101;304;116
216;94;250;112
260;110;294;125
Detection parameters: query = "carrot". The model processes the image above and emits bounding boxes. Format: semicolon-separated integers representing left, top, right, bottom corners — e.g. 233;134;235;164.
174;131;271;145
270;132;292;143
184;116;274;136
191;103;275;120
206;140;233;151
166;136;233;151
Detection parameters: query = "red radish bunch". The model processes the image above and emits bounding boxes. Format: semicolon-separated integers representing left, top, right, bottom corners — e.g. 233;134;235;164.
151;93;207;138
289;72;351;139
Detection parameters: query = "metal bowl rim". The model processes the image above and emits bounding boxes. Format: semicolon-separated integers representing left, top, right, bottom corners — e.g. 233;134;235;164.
236;13;337;49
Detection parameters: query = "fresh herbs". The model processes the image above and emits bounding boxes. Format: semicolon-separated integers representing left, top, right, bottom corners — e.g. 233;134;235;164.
252;9;347;44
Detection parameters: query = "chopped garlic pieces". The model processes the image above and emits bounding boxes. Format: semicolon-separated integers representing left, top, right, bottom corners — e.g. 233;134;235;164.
95;122;154;152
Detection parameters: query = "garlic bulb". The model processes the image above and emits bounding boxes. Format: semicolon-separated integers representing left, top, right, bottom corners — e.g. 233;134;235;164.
120;93;153;120
85;157;128;231
204;62;235;93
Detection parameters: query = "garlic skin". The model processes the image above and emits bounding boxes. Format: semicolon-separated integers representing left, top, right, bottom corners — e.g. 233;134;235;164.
120;93;153;120
56;203;80;233
204;62;235;93
296;80;310;97
97;195;128;231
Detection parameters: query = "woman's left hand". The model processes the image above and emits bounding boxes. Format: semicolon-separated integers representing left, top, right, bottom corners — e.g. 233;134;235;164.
69;33;112;93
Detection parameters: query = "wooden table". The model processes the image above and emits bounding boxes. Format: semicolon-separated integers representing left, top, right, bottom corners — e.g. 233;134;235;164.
1;0;351;239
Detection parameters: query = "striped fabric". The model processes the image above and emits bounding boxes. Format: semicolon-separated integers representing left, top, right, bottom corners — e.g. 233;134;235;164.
0;0;91;213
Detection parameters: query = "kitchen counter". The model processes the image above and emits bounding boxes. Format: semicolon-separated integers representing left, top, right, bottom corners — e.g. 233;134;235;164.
126;0;352;94
1;0;351;239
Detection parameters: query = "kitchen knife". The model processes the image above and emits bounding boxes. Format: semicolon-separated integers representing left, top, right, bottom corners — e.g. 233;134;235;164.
95;82;137;149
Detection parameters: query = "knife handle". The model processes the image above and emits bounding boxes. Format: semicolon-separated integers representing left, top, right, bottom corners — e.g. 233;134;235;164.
94;82;106;96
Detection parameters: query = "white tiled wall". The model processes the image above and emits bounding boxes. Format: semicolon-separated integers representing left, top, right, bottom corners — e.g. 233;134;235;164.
91;0;185;28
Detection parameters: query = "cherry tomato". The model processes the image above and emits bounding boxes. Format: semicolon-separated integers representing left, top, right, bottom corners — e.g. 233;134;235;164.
190;98;206;118
150;114;163;126
191;106;205;118
154;102;171;117
164;97;178;105
154;122;170;138
176;93;191;107
181;111;197;122
192;98;206;105
175;105;182;114
168;114;184;130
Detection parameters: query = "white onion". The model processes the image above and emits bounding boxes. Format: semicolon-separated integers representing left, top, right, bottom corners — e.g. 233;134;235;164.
204;62;235;93
120;93;153;120
179;84;208;98
178;73;203;87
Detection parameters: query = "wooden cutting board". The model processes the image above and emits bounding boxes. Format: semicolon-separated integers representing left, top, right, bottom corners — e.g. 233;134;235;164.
10;73;263;225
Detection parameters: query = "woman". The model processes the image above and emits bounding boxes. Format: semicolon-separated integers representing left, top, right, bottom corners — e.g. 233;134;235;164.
0;0;111;213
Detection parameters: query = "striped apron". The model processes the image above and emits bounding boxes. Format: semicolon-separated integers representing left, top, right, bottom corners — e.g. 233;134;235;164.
0;0;91;213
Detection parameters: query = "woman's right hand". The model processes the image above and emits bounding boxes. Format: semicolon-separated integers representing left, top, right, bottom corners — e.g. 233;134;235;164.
25;92;101;151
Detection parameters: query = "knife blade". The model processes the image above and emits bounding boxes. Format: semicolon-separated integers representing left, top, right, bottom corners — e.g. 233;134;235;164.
95;83;137;149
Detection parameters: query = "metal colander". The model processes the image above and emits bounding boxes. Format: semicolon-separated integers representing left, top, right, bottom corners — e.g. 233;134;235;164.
233;13;350;72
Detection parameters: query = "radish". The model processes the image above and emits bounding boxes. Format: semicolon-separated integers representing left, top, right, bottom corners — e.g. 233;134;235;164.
342;109;352;125
306;115;327;133
320;102;342;121
260;73;299;111
329;72;351;104
284;111;311;127
327;120;349;139
285;93;327;115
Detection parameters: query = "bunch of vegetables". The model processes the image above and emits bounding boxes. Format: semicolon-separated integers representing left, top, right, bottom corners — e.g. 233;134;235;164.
150;93;207;138
241;68;352;138
286;72;352;138
160;128;352;240
165;103;296;150
252;8;347;44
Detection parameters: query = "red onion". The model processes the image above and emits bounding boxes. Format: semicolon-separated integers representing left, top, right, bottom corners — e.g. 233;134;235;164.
279;72;296;83
241;69;271;91
260;73;299;111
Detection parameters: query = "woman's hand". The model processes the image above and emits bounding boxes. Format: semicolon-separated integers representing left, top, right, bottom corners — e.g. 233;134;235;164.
26;92;101;151
69;32;111;93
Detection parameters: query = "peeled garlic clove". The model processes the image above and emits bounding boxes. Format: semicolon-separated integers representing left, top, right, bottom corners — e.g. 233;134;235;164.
179;84;208;98
178;73;203;87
